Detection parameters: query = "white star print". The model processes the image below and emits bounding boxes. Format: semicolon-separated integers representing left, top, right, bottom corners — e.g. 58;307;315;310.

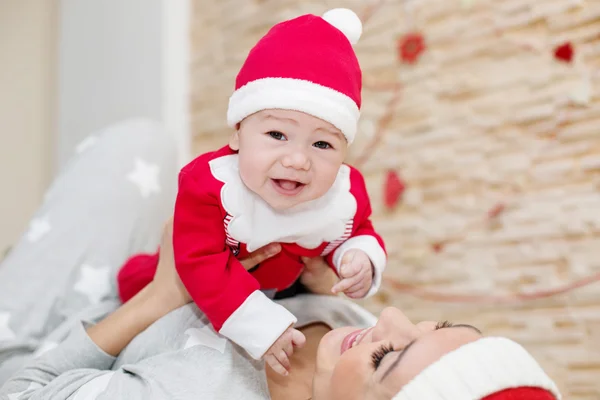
183;326;227;353
0;311;16;342
72;372;114;400
75;135;99;154
73;264;111;304
33;341;58;358
26;217;51;242
7;382;41;400
127;158;161;198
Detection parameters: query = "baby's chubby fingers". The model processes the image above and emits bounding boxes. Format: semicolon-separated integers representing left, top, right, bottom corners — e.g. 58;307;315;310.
331;275;361;294
343;276;369;293
345;284;370;299
291;329;306;348
339;251;361;278
266;353;289;376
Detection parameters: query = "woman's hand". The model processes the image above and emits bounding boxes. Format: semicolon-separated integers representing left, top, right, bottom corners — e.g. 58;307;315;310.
300;256;339;296
148;219;282;313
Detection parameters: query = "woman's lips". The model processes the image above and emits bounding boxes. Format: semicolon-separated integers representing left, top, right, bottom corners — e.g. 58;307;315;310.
340;327;373;354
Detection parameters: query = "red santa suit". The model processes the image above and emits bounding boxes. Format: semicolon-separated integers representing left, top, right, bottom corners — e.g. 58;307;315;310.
120;8;381;359
173;145;386;359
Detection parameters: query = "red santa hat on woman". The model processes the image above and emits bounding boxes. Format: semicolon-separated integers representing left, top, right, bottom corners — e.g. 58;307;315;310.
227;8;362;144
393;337;561;400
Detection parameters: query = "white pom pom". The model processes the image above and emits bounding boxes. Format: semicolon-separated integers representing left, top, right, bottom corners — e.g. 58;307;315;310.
322;8;363;45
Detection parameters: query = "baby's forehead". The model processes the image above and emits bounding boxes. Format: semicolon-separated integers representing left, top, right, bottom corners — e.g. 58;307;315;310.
256;109;345;136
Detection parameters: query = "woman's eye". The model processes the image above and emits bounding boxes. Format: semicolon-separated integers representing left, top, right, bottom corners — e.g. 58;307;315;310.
313;141;332;149
435;320;454;330
371;343;394;370
268;131;286;140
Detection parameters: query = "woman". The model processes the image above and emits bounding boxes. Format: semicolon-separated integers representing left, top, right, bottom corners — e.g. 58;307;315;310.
0;120;561;399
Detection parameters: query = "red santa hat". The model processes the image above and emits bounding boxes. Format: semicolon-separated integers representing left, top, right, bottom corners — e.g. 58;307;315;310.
393;337;561;400
227;8;363;144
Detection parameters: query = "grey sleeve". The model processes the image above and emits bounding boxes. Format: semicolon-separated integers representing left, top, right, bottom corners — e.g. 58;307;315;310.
1;306;271;400
0;297;372;400
0;322;116;400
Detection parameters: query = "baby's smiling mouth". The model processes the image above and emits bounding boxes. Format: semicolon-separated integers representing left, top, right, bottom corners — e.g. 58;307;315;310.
271;179;306;195
276;179;302;190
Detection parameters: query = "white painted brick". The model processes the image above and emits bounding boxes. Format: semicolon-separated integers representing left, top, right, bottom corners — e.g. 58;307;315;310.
191;1;600;397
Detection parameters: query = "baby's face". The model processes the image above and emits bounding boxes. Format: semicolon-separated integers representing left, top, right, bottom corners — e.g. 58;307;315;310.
230;109;348;210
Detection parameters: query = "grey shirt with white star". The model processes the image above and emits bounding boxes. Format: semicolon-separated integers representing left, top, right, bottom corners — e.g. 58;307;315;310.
0;295;375;400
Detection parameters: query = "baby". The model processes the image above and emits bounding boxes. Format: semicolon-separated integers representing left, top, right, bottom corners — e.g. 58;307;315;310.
117;8;386;376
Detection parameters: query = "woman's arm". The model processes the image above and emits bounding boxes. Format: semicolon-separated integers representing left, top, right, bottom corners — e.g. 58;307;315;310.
86;284;176;356
0;222;281;400
90;220;282;357
1;303;270;400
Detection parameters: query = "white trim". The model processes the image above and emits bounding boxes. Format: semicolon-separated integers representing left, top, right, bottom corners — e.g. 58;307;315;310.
209;155;357;252
227;77;360;143
332;235;386;298
393;337;561;400
162;0;192;167
219;290;297;360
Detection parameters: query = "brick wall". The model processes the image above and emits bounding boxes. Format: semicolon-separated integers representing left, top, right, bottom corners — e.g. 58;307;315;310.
190;0;600;398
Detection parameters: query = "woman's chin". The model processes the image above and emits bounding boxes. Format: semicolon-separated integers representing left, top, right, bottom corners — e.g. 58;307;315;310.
316;327;358;369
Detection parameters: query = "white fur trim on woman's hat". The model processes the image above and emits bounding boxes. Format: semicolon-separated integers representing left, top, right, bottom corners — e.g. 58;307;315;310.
393;337;561;400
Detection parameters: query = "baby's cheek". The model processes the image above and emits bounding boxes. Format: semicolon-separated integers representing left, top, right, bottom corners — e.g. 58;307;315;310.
238;162;262;188
312;172;339;197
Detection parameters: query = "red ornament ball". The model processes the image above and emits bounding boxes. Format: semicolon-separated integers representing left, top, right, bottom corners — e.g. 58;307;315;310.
431;241;445;253
487;203;506;219
384;170;405;209
554;42;574;63
398;32;426;64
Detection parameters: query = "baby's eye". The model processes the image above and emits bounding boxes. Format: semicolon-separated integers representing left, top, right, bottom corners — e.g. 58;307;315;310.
268;131;286;141
313;141;332;149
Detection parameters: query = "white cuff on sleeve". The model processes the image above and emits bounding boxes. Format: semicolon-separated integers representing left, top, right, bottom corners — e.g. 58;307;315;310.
219;290;297;360
332;235;387;298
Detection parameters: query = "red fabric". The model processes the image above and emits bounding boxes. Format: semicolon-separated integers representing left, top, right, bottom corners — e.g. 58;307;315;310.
117;252;160;303
235;14;362;108
483;387;556;400
117;145;384;333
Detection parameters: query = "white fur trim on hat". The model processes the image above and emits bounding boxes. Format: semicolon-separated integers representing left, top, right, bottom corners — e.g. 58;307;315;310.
393;337;561;400
322;8;363;45
227;77;360;143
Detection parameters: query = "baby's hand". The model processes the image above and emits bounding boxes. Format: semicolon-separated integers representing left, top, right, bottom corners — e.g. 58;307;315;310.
264;326;306;376
331;249;373;299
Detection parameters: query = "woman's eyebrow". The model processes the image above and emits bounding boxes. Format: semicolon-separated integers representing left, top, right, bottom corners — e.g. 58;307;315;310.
379;324;482;382
453;324;482;334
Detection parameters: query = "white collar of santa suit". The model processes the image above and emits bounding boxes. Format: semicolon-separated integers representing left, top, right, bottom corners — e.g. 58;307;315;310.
209;154;357;252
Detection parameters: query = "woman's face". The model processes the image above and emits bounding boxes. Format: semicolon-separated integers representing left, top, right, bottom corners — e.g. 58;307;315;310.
312;307;483;400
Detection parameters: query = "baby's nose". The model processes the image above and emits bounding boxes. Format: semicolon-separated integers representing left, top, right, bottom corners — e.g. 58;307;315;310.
282;151;310;170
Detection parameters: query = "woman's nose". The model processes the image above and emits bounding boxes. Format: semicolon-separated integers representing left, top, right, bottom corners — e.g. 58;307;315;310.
371;307;420;347
281;150;310;170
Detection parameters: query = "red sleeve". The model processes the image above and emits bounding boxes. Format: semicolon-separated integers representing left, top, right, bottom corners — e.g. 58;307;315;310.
326;166;387;297
173;159;296;359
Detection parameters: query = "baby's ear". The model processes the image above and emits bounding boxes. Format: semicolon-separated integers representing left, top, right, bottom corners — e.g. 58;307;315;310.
229;129;240;151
